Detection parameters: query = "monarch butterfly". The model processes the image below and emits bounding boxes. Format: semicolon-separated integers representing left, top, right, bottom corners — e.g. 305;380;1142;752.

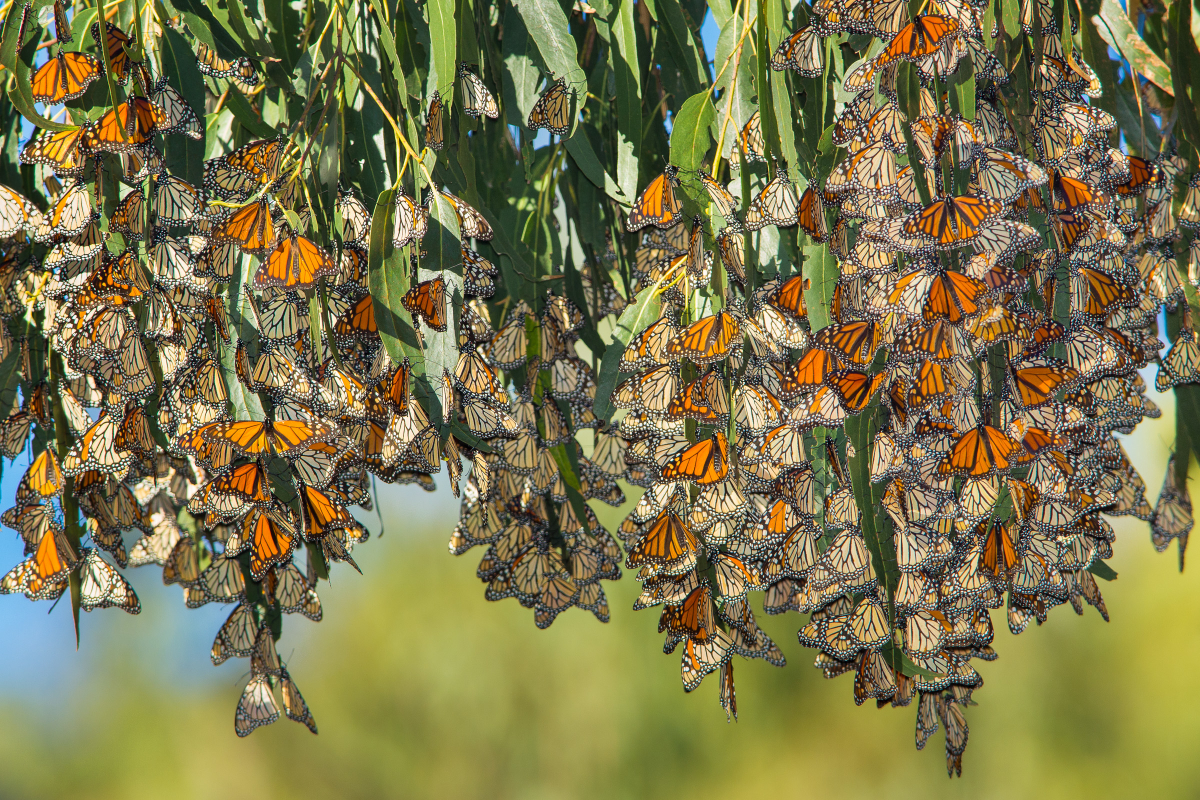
826;143;898;201
91;21;136;85
153;175;202;225
34;180;94;241
297;482;356;540
0;186;40;239
232;506;297;581
716;223;746;285
1;524;75;600
84;98;167;153
771;25;824;76
393;189;429;247
1009;362;1078;408
1073;266;1136;316
31;50;102;103
734;111;766;165
696;169;739;219
212;200;277;255
828;369;885;412
424;91;444;150
53;0;72;43
20;127;87;177
528;77;570;135
202;419;334;457
873;15;959;66
435;188;494;240
254;232;337;289
903;195;1003;246
813;321;880;365
627;166;683;232
403;275;447;331
235;674;281;737
78;548;141;613
661;432;729;484
194;41;259;86
980;521;1017;576
333;294;378;340
1051;172;1111;214
922;269;986;323
745;172;798;230
1114;155;1157;196
972;147;1047;204
627;509;699;574
667;311;740;365
458;63;500;119
938;425;1017;477
463;247;498;298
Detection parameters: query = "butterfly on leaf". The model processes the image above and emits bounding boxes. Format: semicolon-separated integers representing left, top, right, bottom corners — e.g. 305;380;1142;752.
627;166;683;232
458;63;500;119
527;77;571;135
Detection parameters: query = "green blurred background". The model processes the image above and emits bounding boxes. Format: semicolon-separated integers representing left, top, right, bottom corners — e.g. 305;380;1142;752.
1;378;1198;800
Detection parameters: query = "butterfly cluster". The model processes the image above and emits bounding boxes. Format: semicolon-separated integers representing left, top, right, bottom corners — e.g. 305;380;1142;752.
592;0;1200;775
1;0;1198;775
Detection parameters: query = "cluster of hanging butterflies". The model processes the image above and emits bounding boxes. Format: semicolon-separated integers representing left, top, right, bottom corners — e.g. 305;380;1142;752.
599;0;1200;777
3;0;1199;774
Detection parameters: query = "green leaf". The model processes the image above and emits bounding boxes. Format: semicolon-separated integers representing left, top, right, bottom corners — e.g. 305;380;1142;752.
801;242;837;332
511;0;579;99
0;346;22;418
594;283;663;423
416;266;463;425
367;188;422;365
1168;0;1200;154
220;271;266;422
173;0;256;61
846;404;900;622
501;3;542;128
160;25;207;187
564;134;631;204
669;91;716;175
223;85;277;139
609;0;642;205
427;0;458;104
656;0;708;97
1088;560;1118;581
1093;0;1174;96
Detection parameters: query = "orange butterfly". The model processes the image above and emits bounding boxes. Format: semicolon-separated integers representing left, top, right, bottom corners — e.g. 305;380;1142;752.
1010;363;1077;407
84;98;167;152
202;419;334;457
827;370;884;412
254;233;338;289
298;482;356;540
812;321;880;365
212;200;277;255
772;276;808;320
627;509;699;574
981;520;1018;577
627;166;683;232
666;311;740;365
31;51;102;103
661;432;729;484
241;506;297;580
403;276;447;331
334;295;377;338
874;15;960;66
91;21;136;85
938;425;1017;477
903;195;1002;245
